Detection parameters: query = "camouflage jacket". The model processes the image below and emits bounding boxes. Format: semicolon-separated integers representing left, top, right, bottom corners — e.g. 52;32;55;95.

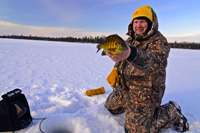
115;9;170;108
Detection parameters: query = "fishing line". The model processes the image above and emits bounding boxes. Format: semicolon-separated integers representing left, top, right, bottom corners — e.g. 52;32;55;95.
33;117;47;133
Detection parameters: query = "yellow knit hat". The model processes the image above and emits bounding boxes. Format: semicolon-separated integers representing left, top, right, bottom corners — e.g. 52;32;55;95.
131;5;153;22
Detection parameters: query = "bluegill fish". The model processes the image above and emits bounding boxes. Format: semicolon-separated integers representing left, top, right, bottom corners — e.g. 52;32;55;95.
96;34;128;55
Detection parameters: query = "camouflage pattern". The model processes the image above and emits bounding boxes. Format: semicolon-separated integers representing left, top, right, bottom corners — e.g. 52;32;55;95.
105;8;181;133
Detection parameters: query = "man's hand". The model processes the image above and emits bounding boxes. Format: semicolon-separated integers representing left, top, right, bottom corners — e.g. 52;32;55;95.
106;46;131;62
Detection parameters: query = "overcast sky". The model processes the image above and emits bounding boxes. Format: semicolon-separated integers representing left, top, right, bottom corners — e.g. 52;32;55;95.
0;0;200;42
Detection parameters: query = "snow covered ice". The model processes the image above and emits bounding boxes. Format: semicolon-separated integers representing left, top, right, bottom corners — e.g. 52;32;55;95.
0;39;200;133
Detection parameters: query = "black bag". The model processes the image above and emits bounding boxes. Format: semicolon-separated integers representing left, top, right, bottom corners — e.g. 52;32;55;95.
0;89;32;132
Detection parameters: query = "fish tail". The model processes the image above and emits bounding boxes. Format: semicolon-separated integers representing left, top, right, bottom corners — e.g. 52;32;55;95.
96;44;101;53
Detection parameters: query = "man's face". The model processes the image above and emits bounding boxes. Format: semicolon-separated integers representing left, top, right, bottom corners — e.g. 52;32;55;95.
133;19;148;35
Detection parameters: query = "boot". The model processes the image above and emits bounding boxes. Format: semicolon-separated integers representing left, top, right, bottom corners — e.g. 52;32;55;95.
169;101;189;132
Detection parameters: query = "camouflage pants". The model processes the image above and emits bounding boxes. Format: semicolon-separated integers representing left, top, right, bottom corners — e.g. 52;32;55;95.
105;89;180;133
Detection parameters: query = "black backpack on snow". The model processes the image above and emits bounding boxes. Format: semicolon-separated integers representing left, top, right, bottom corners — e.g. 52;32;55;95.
0;89;32;132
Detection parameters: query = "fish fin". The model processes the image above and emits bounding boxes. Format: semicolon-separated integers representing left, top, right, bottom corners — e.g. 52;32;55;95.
96;44;101;53
101;50;107;56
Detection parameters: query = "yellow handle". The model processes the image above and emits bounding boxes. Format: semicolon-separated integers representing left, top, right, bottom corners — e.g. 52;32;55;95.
86;86;105;96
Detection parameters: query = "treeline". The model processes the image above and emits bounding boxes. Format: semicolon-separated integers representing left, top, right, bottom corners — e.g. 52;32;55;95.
0;34;106;44
169;41;200;50
1;34;200;50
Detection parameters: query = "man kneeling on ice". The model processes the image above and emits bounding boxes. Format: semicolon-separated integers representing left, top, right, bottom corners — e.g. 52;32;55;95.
105;5;189;133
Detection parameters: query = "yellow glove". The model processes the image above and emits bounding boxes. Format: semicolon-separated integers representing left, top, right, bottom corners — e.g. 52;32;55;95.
106;67;119;87
86;86;105;96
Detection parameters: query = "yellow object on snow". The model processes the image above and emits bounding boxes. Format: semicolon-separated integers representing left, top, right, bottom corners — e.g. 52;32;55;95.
86;86;105;96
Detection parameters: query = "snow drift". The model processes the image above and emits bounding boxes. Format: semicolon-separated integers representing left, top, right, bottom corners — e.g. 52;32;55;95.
0;39;200;133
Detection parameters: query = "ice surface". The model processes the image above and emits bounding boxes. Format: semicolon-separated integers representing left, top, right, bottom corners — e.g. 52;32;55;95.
0;39;199;133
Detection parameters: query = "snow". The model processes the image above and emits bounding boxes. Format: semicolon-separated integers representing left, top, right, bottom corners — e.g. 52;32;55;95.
0;38;200;133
